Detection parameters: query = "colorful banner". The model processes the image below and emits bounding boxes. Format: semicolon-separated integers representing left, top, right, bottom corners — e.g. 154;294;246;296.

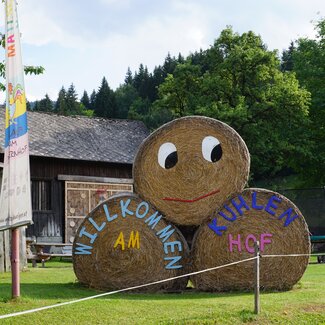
0;0;32;230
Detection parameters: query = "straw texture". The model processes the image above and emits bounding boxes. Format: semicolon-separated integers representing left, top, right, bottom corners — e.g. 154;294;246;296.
73;193;189;292
133;116;250;226
191;188;311;291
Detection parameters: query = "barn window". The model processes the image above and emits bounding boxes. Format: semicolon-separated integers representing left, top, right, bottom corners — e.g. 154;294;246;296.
32;180;52;211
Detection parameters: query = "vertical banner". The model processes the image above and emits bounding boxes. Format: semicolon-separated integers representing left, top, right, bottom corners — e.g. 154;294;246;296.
0;0;32;230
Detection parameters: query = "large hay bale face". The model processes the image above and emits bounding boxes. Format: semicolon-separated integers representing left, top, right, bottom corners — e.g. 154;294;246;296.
133;116;250;226
73;194;189;292
191;188;310;291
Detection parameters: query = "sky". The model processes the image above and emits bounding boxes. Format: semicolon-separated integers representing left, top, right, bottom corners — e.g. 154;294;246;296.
0;0;325;102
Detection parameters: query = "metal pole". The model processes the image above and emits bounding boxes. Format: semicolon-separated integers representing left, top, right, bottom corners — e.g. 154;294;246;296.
11;227;20;298
254;240;260;314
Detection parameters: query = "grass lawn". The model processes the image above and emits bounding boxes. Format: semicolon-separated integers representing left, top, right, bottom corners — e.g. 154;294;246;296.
0;258;324;324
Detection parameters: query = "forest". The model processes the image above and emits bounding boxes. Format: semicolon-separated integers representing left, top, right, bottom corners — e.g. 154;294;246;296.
28;20;325;188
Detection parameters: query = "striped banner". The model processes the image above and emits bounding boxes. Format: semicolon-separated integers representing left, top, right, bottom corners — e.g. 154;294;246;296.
0;0;32;230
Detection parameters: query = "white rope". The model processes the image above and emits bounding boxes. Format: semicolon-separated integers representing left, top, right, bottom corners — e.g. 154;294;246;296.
0;256;257;320
262;253;325;257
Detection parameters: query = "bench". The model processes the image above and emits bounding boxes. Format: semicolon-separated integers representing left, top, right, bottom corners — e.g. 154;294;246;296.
310;235;325;263
26;241;72;267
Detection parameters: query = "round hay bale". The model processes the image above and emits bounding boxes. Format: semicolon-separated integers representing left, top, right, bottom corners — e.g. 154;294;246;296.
191;188;310;291
73;193;189;292
133;116;250;226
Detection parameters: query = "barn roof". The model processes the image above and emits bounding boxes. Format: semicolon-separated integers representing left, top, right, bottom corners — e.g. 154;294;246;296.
0;110;150;164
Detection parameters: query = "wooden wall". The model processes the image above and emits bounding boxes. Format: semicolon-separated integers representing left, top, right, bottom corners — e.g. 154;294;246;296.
0;154;134;270
0;229;27;272
30;156;132;179
27;156;133;243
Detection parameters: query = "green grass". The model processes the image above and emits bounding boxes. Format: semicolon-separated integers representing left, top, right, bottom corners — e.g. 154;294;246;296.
0;258;324;324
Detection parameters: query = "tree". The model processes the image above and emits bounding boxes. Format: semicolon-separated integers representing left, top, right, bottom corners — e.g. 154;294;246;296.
80;90;90;110
124;67;133;85
289;18;325;185
154;63;202;118
115;84;139;119
281;41;295;72
33;100;40;112
38;94;54;112
94;77;116;118
26;100;31;111
151;27;311;180
89;90;96;111
55;87;67;115
66;83;81;114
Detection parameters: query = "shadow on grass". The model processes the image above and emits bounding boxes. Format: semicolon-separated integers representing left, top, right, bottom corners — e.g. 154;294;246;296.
0;282;254;302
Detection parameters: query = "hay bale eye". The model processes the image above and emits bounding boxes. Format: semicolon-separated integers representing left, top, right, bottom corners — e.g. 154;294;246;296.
202;136;222;162
158;142;178;169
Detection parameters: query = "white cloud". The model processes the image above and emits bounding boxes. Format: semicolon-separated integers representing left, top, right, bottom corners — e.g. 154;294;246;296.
99;0;131;7
18;6;85;48
1;0;325;102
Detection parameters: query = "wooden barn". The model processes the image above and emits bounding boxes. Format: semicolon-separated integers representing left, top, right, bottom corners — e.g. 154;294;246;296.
0;110;149;244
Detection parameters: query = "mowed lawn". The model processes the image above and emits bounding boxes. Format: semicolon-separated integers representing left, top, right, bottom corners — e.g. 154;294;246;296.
0;259;324;324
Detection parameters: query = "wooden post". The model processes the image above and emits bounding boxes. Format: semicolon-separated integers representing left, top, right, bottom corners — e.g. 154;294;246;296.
0;231;4;272
11;228;20;298
254;240;260;314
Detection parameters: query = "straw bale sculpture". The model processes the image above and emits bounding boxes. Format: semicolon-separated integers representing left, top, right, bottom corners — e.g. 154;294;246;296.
191;188;310;291
73;193;189;291
133;116;250;226
73;115;310;292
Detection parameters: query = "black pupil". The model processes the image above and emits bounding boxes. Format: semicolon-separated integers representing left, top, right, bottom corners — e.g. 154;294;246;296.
165;151;178;169
211;144;222;162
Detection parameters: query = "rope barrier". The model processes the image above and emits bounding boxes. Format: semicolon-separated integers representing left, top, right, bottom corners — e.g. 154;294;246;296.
0;252;324;320
0;256;257;320
262;253;325;257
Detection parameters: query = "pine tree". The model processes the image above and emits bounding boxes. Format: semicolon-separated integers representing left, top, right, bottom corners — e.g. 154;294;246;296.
281;41;295;72
39;94;54;112
90;90;96;110
26;100;31;111
66;83;80;114
81;90;90;110
55;87;67;115
124;67;133;85
94;77;116;118
34;100;41;112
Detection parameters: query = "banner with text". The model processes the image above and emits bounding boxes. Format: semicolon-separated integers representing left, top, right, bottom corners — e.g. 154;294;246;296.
0;0;32;230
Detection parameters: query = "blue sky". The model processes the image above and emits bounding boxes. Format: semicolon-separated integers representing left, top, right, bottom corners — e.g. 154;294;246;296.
1;0;325;102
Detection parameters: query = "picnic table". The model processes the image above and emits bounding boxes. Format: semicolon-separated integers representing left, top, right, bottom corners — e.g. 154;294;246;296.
310;235;325;263
26;240;73;267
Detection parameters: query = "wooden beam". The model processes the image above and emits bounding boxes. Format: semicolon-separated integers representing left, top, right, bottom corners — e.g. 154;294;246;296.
58;174;133;184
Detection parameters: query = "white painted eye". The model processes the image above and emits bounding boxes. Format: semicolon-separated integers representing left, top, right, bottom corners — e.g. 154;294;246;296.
202;136;222;162
158;142;178;169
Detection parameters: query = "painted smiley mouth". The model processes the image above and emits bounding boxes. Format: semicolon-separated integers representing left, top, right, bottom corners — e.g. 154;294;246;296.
162;189;220;203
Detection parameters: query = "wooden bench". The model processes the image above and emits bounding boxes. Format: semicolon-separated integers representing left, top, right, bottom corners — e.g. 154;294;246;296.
311;235;325;263
27;241;72;267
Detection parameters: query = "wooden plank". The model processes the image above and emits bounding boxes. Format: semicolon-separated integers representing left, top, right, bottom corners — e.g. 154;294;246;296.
0;231;4;272
4;230;10;272
58;174;133;184
0;229;26;272
20;228;27;270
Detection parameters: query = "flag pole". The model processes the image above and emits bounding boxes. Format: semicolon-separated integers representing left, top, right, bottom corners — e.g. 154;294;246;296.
0;0;33;299
11;227;20;298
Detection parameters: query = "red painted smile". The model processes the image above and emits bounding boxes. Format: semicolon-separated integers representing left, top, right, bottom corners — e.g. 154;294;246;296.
162;189;220;203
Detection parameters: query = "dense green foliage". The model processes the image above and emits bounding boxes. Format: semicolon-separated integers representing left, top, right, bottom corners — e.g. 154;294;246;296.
32;20;325;185
282;19;325;185
0;260;324;324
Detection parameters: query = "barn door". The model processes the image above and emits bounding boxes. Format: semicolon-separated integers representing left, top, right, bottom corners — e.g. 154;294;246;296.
26;179;63;242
